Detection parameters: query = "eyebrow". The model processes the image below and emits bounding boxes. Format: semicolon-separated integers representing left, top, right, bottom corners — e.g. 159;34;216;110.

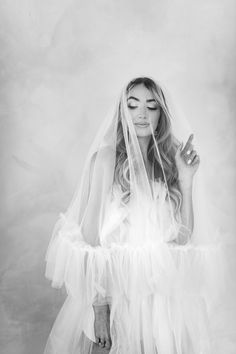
127;96;156;103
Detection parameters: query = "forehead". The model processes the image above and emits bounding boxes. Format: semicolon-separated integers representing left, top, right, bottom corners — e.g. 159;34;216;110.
127;84;154;100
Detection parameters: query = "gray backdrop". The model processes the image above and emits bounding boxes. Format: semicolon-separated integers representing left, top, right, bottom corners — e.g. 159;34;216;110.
0;0;236;353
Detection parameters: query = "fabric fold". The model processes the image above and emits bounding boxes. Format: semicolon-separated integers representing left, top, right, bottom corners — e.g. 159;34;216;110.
45;212;227;307
44;209;230;354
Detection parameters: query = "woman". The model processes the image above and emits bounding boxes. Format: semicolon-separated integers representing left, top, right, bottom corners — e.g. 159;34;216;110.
93;77;199;351
44;77;225;354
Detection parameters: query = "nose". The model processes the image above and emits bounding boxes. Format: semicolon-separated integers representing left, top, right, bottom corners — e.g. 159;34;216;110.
137;105;147;119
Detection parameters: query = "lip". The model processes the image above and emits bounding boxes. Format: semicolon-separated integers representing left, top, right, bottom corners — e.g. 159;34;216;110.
135;123;149;127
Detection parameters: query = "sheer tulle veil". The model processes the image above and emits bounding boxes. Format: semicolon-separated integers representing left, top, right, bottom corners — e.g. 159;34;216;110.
44;77;232;353
45;76;220;250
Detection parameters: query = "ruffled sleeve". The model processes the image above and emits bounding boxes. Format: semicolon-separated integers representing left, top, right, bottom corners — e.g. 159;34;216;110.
45;213;112;306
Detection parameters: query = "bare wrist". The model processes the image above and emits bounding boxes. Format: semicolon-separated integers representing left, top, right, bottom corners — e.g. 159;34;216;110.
93;304;109;314
178;178;193;191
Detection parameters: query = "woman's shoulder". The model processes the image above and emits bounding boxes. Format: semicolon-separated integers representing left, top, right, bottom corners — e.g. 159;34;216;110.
91;146;115;165
89;146;116;179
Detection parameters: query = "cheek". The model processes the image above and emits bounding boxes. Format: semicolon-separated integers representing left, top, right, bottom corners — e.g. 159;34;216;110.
150;111;161;128
129;110;136;121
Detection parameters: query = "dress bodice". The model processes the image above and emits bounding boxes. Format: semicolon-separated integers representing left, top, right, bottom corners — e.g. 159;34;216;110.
100;179;179;248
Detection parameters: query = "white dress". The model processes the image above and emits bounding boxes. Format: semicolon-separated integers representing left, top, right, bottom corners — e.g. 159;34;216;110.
44;179;227;354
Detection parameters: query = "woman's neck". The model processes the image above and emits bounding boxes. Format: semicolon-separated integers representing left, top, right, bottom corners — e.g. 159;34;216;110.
137;136;152;179
137;136;150;164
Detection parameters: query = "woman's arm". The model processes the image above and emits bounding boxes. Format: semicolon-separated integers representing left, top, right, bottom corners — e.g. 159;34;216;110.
177;180;194;245
173;134;200;245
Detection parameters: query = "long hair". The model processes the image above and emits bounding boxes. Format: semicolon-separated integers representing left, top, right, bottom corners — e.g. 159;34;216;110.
114;77;182;221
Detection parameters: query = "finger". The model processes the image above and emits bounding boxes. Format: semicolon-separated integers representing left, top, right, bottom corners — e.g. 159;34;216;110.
191;154;200;165
182;143;194;157
184;150;195;165
188;150;197;162
182;146;194;161
185;146;194;156
187;133;194;144
99;338;105;348
178;142;184;151
105;337;111;349
186;157;192;165
182;144;193;159
182;149;193;164
182;134;194;155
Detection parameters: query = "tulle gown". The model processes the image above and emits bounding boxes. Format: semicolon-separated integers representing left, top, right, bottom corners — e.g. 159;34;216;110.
44;178;228;354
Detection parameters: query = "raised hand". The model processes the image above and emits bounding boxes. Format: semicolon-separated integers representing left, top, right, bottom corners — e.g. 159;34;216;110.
175;134;200;185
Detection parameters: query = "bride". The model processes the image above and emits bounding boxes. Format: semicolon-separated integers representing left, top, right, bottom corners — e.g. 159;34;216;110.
44;77;226;354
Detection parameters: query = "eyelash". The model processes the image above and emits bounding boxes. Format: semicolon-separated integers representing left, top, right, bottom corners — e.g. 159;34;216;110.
128;105;158;111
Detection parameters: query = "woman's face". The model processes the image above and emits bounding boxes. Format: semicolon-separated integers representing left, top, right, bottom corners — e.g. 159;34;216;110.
127;83;161;138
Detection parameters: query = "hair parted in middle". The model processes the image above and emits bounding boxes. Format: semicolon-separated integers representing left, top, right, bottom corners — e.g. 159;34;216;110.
114;76;182;221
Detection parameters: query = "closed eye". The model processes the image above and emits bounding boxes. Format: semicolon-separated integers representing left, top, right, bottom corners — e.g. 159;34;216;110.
128;105;159;110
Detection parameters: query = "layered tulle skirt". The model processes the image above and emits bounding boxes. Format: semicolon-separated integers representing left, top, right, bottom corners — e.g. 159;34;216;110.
44;182;232;353
44;226;229;354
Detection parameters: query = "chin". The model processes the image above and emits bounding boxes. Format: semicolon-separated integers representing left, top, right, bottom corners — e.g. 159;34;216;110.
135;129;153;138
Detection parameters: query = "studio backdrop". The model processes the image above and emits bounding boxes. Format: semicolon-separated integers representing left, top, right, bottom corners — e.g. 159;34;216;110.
0;1;236;353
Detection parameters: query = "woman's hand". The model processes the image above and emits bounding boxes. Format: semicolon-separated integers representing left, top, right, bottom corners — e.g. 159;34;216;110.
175;134;200;186
93;304;112;350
